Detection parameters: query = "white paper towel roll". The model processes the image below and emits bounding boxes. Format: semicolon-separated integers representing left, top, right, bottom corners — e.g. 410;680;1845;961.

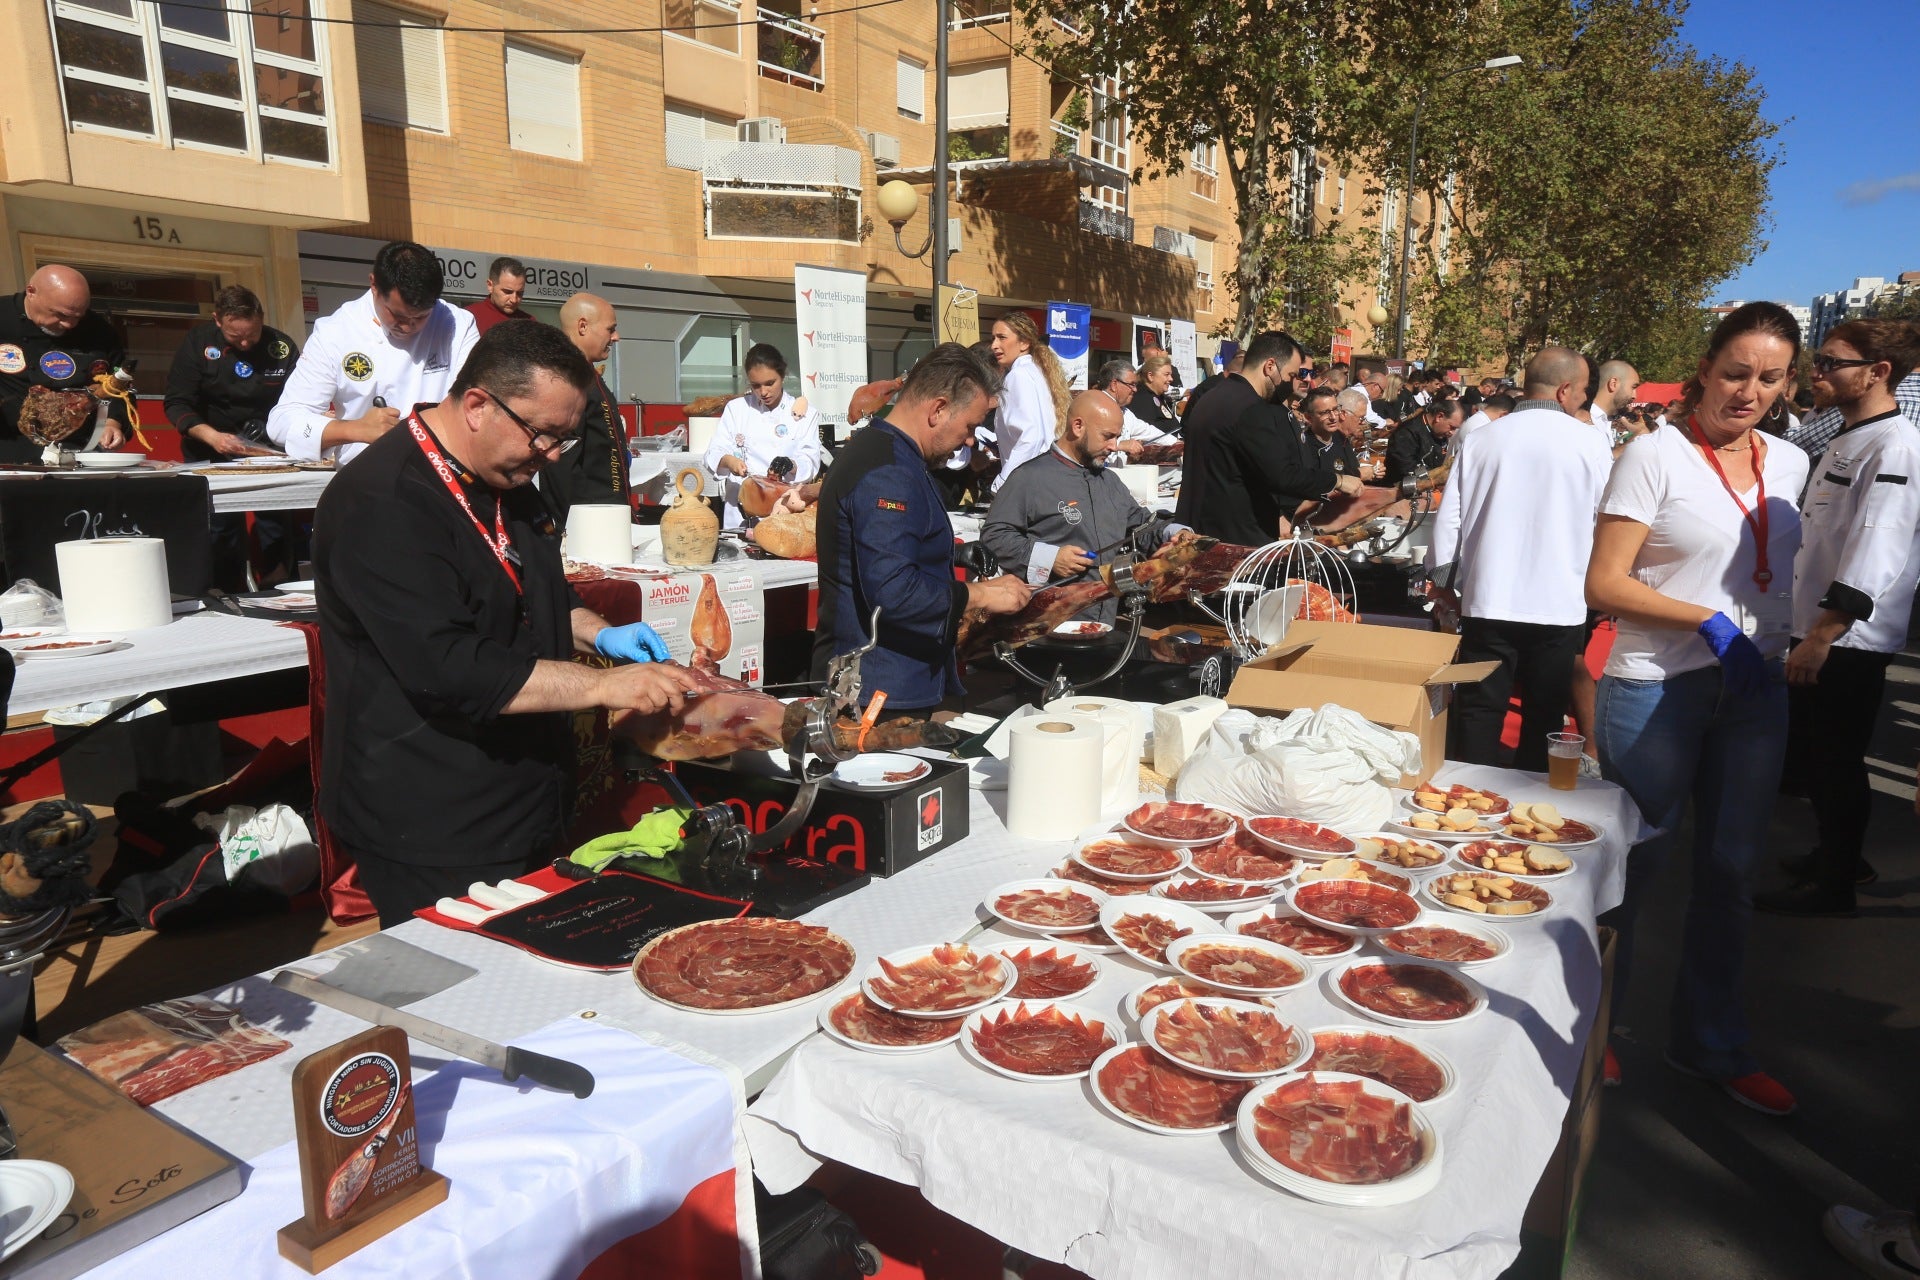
1050;702;1138;813
1116;464;1161;505
1006;717;1103;840
1045;695;1148;767
55;537;171;632
687;416;721;457
563;504;634;566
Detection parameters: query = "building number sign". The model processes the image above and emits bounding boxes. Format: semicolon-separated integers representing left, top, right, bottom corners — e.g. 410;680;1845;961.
131;215;182;244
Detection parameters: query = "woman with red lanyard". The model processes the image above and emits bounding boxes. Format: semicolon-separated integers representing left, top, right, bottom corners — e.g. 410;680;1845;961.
1584;302;1809;1114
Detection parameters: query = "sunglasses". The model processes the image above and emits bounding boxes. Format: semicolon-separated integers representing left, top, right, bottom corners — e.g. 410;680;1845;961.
1293;369;1315;380
1811;354;1876;375
482;388;578;455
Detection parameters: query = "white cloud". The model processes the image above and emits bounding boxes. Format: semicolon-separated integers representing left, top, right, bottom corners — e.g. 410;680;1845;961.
1840;172;1920;206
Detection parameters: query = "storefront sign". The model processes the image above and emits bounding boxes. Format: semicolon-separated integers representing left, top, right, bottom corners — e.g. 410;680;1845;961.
1168;319;1198;387
794;264;867;425
430;249;589;303
937;284;979;346
1046;301;1092;389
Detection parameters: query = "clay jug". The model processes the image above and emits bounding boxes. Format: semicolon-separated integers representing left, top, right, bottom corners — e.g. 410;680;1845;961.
661;466;719;566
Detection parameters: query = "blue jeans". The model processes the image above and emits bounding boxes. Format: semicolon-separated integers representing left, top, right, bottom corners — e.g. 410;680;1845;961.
1595;660;1788;1080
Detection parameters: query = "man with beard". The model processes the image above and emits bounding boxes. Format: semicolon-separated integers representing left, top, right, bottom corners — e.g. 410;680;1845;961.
1384;394;1463;487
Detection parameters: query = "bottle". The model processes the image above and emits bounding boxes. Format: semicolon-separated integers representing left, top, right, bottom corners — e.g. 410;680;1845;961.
660;466;719;566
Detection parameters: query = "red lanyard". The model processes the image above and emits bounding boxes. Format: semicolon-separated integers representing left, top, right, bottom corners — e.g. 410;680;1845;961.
1685;415;1771;587
408;414;523;595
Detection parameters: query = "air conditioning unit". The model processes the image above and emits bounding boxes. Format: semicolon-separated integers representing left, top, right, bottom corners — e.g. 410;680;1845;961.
738;117;786;144
863;130;902;168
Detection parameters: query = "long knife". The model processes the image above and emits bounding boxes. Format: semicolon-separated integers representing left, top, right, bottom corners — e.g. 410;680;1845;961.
273;969;596;1098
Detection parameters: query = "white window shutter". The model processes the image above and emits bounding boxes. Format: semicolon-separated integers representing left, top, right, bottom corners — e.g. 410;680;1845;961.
505;41;581;160
896;56;924;118
665;103;705;170
355;1;447;132
947;64;1008;130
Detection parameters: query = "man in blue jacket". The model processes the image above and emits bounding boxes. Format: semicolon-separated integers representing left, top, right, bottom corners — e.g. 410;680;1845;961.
810;344;1032;712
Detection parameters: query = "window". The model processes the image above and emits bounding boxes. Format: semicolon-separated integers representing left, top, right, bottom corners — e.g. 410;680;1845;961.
355;1;446;132
897;56;925;121
1087;73;1127;213
50;0;334;164
1193;235;1216;304
1190;141;1217;201
665;103;738;170
946;61;1008;162
505;41;580;160
664;0;740;54
1336;173;1346;214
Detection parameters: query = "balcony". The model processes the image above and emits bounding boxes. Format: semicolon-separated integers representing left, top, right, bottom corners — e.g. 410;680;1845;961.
949;0;1011;27
756;11;825;91
703;141;863;242
1050;118;1081;158
1078;198;1133;241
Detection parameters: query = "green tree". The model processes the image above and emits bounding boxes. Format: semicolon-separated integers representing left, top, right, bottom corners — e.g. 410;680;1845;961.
1009;0;1460;344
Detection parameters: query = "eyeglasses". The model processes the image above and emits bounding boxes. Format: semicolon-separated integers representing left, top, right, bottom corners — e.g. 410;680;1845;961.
482;388;578;455
1117;378;1139;388
1810;354;1876;375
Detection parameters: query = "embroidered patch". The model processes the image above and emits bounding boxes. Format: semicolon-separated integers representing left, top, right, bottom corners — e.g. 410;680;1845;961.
272;338;291;359
204;345;223;360
37;350;75;380
876;498;907;512
1873;473;1909;485
234;361;253;378
88;359;109;376
1057;500;1083;526
342;352;373;381
0;345;23;375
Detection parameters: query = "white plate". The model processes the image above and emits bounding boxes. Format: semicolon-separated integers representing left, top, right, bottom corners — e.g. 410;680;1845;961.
1285;880;1425;938
246;593;316;612
1150;875;1281;914
1140;997;1311;1080
817;993;965;1055
1240;816;1359;859
1325;957;1490;1028
1165;932;1312;996
0;627;63;648
1125;976;1275;1022
1421;875;1556;922
1071;836;1190;882
1448;840;1577;883
1235;1071;1443;1206
1184;842;1300;886
1049;619;1114;642
1375;920;1513;968
631;921;857;1015
861;943;1017;1018
959;999;1121;1082
1345;832;1454;874
1085;1043;1243;1136
1383;814;1503;842
987;940;1105;1001
983;878;1109;935
74;452;145;470
1119;802;1237;849
1304;1025;1460;1106
832;753;933;791
1498;815;1605;850
1401;790;1512;824
1221;906;1364;963
1098;897;1223;972
0;1160;75;1261
227;453;294;466
9;636;124;660
275;579;317;594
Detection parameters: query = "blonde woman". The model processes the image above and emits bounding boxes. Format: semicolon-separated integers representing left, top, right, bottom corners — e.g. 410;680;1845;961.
988;312;1068;490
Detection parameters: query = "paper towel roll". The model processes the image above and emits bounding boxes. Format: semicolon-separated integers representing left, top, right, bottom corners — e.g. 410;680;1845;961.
1116;464;1161;505
687;416;721;456
1050;702;1138;813
1006;717;1104;840
563;503;634;566
1045;695;1148;767
55;537;171;632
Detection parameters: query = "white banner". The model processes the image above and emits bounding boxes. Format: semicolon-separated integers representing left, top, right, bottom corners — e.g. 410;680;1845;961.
795;264;867;427
1169;319;1198;388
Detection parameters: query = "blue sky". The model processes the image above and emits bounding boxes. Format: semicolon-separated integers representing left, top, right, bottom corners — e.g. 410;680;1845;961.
1678;0;1920;306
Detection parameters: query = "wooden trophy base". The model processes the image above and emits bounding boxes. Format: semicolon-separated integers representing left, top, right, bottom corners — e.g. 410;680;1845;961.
277;1170;450;1274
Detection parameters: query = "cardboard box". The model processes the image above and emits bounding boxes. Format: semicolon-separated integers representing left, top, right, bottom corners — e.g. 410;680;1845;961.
1223;620;1499;786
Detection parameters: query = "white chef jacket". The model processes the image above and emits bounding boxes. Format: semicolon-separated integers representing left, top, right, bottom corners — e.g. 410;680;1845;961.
702;390;823;527
267;290;478;464
1426;404;1615;626
992;353;1056;491
1791;408;1920;653
1118;407;1176;444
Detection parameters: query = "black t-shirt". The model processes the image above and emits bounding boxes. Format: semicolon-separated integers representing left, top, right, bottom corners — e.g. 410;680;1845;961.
1190;400;1337;546
162;319;299;460
537;370;631;526
0;292;127;457
313;411;579;867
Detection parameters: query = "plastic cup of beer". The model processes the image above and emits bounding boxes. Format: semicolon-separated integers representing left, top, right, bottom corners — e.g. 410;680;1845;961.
1547;732;1585;791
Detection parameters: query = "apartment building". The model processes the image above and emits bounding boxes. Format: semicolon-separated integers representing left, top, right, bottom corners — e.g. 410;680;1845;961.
4;0;1406;412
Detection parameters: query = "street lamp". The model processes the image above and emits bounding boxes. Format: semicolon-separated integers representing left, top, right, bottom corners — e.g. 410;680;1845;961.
1393;54;1525;361
874;0;953;346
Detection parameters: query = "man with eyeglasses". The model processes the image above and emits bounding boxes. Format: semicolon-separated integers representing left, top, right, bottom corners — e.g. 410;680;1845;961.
1093;359;1173;459
269;240;479;465
313;323;694;926
0;264;131;463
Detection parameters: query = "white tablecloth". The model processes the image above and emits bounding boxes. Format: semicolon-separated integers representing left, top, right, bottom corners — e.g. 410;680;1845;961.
7;612;310;716
200;467;333;513
745;764;1644;1280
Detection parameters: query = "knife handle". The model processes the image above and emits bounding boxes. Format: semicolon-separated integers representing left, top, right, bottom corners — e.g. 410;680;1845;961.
502;1046;596;1099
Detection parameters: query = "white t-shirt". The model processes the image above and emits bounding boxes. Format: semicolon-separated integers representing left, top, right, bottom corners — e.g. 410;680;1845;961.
703;390;823;526
1600;425;1809;680
1452;409;1491;448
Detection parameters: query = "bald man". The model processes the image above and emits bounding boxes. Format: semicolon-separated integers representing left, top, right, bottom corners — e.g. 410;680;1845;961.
540;291;630;524
1588;358;1640;438
981;388;1191;622
0;265;129;461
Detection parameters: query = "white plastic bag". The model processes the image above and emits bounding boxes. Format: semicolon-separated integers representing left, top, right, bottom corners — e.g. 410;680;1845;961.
193;803;319;896
1172;706;1423;832
0;578;64;631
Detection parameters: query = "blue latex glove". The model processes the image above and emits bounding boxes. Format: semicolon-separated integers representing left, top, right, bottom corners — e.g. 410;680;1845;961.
594;622;670;664
1697;611;1767;698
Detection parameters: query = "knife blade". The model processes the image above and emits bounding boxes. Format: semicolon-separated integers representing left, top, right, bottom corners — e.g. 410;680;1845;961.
273;969;595;1098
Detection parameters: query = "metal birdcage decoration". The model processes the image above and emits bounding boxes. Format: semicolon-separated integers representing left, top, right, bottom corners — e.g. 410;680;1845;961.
1199;527;1361;662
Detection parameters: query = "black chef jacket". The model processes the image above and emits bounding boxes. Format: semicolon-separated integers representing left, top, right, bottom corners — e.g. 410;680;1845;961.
1189;399;1339;547
163;320;300;462
1173;373;1261;527
0;292;127;462
537;369;631;527
1383;418;1447;487
1303;428;1360;478
313;410;580;867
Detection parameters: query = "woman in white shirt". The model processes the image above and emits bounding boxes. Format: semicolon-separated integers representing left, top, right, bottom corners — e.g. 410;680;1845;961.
703;343;823;527
986;312;1068;491
1584;302;1809;1117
